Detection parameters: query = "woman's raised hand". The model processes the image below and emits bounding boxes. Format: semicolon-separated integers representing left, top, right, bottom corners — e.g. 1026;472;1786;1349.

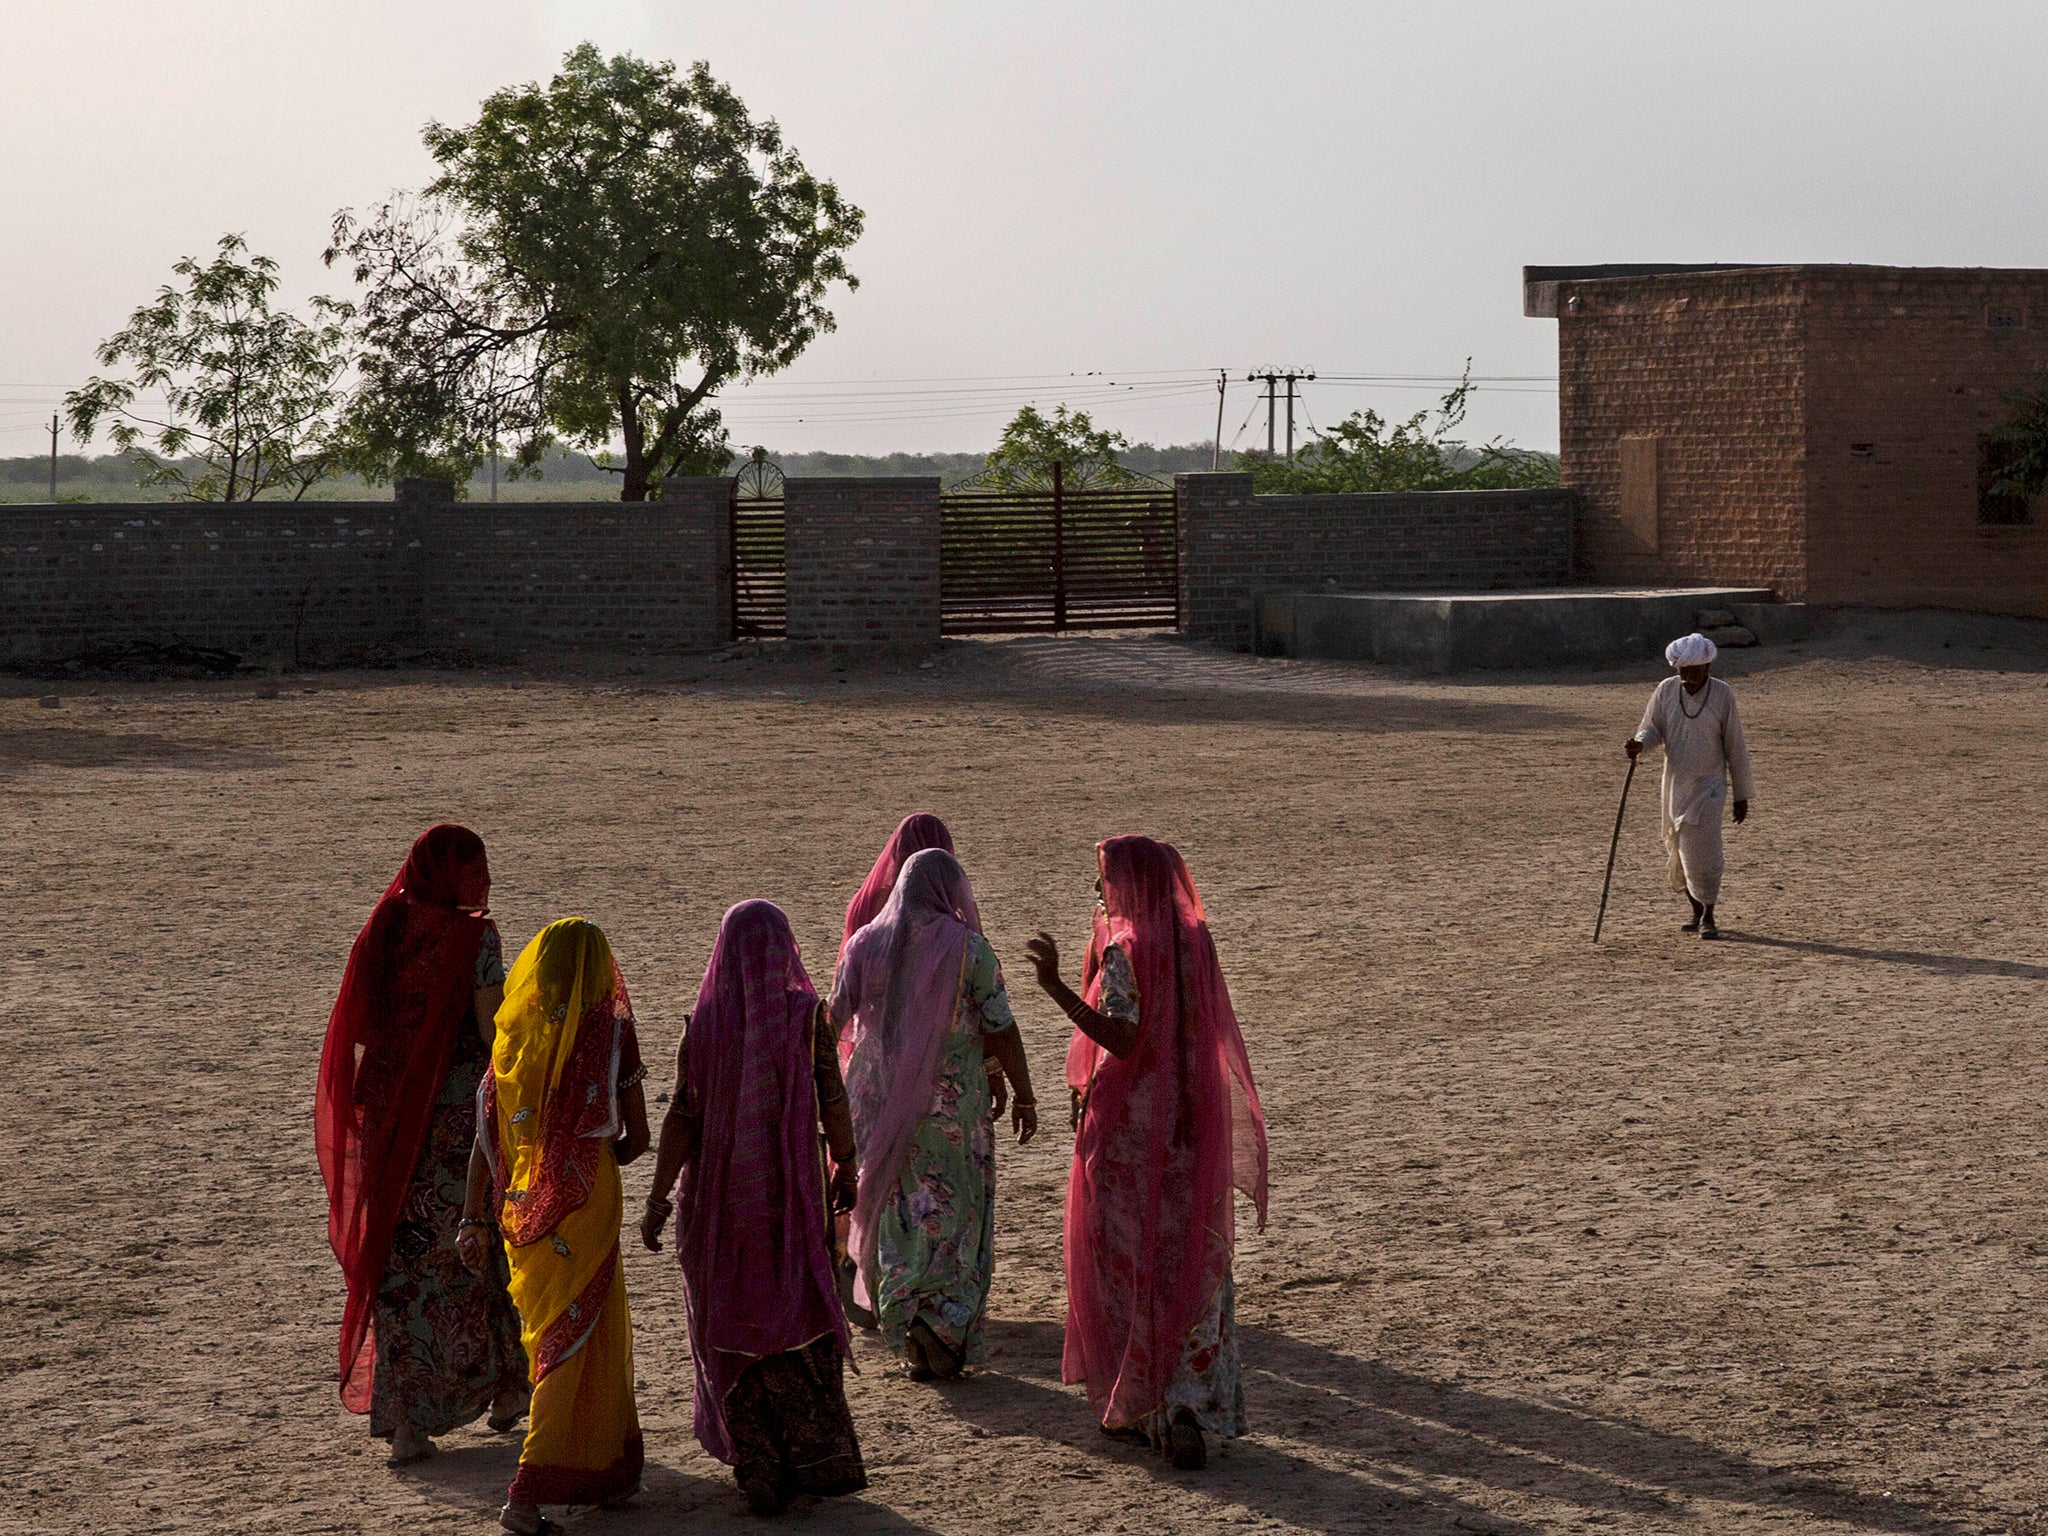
1024;931;1063;992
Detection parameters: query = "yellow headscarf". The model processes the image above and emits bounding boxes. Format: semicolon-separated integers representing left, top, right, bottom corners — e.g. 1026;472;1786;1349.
493;917;619;1190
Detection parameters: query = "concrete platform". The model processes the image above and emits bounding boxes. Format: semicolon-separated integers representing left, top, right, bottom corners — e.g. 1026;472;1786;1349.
1253;586;1811;670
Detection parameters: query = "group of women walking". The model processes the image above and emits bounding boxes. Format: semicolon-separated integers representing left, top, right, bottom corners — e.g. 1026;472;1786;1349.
317;814;1268;1532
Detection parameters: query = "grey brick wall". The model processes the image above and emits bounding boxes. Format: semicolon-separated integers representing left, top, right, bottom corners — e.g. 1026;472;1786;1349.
0;479;730;665
1176;472;1577;648
421;478;731;653
784;477;941;644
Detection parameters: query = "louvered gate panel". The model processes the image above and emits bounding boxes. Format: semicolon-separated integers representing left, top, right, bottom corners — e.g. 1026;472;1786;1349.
940;486;1177;636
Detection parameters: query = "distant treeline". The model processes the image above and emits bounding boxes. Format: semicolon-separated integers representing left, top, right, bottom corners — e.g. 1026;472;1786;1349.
0;442;1230;502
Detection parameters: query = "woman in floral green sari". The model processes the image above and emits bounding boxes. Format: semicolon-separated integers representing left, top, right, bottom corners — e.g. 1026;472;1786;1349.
829;848;1038;1379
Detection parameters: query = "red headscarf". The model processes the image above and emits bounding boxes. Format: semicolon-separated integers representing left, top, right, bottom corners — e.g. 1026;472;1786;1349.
1062;835;1268;1432
838;813;972;972
315;825;494;1412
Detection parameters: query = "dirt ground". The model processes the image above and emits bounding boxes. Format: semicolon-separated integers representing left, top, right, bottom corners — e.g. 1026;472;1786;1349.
3;611;2046;1536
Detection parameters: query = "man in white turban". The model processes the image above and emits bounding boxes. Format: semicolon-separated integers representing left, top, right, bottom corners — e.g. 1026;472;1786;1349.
1625;632;1755;939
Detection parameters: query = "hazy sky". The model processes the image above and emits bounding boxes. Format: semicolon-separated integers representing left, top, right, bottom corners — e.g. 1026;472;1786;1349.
6;1;2047;459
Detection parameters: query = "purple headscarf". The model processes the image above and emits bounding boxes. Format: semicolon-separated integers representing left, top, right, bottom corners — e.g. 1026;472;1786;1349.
676;900;848;1466
829;848;978;1313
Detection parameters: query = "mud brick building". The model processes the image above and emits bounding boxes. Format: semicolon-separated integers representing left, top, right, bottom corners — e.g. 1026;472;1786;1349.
1528;263;2048;616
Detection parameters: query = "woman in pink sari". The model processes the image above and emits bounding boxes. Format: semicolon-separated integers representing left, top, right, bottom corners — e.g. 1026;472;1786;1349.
639;901;866;1516
1024;835;1268;1470
838;813;963;974
832;849;1038;1380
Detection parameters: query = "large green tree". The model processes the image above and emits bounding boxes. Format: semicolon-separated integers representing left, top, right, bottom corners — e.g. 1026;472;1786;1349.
1241;368;1558;494
328;45;863;500
66;235;353;501
981;404;1148;490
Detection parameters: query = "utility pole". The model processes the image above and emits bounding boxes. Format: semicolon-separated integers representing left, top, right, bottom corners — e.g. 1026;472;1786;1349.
1211;369;1227;470
1248;370;1316;459
48;414;59;501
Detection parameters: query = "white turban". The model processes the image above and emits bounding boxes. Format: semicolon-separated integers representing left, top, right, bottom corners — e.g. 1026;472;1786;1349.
1665;632;1718;668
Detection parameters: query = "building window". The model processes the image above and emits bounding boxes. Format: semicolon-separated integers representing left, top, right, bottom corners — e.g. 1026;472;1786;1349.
1977;435;2034;526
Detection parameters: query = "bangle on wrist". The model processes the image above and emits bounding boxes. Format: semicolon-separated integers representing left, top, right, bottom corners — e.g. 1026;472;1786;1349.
458;1216;488;1232
1013;1096;1037;1109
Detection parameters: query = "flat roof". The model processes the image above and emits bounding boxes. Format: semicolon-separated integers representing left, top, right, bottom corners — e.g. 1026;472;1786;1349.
1523;262;2048;316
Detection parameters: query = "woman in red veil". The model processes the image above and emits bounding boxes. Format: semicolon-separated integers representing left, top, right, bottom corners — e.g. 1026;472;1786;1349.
1024;836;1268;1470
315;825;528;1464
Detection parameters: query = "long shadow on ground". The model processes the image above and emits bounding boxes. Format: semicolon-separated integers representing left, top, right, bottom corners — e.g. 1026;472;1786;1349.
393;1436;945;1534
963;1319;1546;1534
961;1321;1964;1535
1244;1327;1963;1535
1721;932;2048;981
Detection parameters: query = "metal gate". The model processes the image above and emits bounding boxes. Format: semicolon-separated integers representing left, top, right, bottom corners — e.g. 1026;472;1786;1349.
940;470;1178;635
731;453;786;639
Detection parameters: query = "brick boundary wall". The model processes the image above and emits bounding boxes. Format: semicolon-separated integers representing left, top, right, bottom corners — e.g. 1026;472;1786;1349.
1175;472;1577;648
0;477;731;665
783;477;942;644
419;477;731;654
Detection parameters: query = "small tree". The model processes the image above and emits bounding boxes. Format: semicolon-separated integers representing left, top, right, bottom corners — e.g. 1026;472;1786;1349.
66;235;353;501
1989;375;2048;503
329;45;862;500
982;404;1146;490
1241;366;1558;494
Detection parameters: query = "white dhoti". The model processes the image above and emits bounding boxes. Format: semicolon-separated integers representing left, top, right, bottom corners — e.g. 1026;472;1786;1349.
1665;805;1726;904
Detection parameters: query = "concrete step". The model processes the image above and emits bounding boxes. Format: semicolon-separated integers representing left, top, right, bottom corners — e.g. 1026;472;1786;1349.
1254;586;1811;670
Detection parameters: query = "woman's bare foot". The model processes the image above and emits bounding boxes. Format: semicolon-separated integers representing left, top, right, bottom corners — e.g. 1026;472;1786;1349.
487;1383;531;1433
906;1319;960;1381
498;1502;553;1535
1167;1409;1208;1471
385;1422;435;1466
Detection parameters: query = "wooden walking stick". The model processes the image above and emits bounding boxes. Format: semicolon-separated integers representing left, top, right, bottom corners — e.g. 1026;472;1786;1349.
1592;755;1638;943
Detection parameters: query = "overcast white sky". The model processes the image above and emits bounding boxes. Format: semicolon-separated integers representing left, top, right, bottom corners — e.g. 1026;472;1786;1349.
5;0;2047;459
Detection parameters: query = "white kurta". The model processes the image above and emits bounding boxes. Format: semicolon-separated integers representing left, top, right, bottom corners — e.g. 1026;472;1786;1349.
1633;676;1755;904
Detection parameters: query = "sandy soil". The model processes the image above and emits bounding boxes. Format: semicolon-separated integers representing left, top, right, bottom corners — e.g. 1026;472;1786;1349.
3;613;2046;1536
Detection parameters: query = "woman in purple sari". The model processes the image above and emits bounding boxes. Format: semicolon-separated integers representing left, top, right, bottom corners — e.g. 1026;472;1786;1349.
639;901;866;1516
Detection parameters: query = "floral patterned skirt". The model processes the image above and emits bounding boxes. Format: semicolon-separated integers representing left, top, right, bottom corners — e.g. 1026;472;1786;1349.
369;1064;528;1440
1160;1269;1245;1441
724;1336;867;1497
872;1107;995;1367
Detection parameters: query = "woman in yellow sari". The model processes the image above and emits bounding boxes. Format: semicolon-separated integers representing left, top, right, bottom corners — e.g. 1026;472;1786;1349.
458;918;649;1535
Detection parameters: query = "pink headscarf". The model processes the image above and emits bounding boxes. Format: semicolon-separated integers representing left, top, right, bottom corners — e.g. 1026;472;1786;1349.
1062;835;1268;1432
674;900;848;1466
839;813;976;974
830;848;979;1313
